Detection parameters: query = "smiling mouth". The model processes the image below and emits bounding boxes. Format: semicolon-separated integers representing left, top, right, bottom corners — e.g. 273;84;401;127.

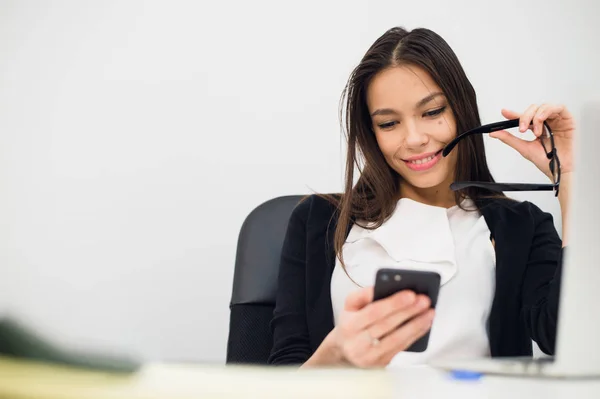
403;149;443;164
402;149;444;171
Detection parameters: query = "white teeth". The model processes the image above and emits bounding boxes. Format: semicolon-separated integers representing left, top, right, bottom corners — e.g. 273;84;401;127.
409;155;435;164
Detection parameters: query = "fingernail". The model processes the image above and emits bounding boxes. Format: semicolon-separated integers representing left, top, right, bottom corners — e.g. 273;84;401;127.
418;296;430;308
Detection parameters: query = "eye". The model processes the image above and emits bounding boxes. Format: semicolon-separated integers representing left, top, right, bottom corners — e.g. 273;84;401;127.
377;121;398;130
424;106;446;118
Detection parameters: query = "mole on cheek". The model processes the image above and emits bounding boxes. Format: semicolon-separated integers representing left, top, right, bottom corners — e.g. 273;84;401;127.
438;120;443;125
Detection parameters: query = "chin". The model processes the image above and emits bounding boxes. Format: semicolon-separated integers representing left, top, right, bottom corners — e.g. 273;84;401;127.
406;180;448;189
399;172;450;190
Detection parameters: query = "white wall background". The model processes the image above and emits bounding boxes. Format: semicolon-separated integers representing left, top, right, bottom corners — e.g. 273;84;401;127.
1;0;599;363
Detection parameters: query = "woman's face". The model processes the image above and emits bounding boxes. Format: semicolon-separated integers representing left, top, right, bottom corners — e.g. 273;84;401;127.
367;65;459;192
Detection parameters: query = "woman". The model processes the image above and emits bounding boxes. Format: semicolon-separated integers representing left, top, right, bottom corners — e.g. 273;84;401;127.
268;27;574;368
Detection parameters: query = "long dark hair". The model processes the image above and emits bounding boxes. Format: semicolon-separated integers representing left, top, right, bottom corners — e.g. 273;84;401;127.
325;27;503;268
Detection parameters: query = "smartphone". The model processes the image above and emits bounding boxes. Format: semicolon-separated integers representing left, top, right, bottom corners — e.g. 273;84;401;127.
373;268;441;352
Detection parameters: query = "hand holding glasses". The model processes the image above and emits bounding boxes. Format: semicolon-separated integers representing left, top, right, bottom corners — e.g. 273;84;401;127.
442;118;561;196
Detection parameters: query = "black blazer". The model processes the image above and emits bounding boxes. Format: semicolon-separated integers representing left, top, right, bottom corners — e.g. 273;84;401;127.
268;194;564;365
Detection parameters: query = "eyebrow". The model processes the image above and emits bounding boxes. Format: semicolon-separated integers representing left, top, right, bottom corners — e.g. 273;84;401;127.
416;92;445;108
370;92;446;117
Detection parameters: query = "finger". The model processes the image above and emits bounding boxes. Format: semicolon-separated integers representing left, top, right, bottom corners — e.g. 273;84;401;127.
488;129;533;161
501;108;521;120
344;286;374;312
549;104;573;121
375;309;436;364
520;104;539;133
539;103;567;121
353;290;417;331
367;295;431;339
532;104;553;138
534;103;570;135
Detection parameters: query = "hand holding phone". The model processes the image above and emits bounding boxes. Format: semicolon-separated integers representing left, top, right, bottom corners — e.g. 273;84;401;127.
322;279;437;368
373;268;441;352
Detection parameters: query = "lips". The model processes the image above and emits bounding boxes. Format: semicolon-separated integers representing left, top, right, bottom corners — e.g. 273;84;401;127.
402;149;443;171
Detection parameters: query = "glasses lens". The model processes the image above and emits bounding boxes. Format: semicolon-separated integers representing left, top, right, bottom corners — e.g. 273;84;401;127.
551;155;561;185
549;157;556;182
539;124;552;154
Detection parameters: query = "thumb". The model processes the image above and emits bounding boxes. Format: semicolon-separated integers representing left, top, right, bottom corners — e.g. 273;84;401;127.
489;130;532;161
344;286;373;311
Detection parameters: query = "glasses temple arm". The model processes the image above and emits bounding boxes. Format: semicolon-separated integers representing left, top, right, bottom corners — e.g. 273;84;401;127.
442;119;521;157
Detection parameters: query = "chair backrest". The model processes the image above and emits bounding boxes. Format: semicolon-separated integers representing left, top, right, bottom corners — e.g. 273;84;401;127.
226;195;303;364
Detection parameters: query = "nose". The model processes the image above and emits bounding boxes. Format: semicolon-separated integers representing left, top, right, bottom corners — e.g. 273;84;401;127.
403;120;429;148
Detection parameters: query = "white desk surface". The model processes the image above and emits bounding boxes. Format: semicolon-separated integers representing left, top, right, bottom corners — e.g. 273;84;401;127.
1;356;599;399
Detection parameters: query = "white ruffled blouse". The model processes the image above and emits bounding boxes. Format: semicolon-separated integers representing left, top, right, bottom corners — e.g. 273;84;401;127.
330;198;496;367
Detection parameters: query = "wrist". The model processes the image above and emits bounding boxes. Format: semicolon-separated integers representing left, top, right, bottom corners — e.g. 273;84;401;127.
319;329;345;364
558;172;573;247
303;329;345;367
557;173;572;211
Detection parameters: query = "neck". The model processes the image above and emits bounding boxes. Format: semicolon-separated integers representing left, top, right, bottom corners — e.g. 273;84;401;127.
398;183;456;208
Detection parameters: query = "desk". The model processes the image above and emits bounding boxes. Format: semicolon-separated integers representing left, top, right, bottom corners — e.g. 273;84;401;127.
0;356;599;399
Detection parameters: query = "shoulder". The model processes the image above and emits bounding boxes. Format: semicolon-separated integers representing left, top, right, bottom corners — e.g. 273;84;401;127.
290;193;342;222
479;197;556;229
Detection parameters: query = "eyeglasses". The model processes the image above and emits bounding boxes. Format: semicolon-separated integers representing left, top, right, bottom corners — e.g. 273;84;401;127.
442;118;561;197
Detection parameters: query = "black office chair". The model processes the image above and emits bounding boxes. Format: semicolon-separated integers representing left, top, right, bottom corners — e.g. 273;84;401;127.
226;195;304;364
